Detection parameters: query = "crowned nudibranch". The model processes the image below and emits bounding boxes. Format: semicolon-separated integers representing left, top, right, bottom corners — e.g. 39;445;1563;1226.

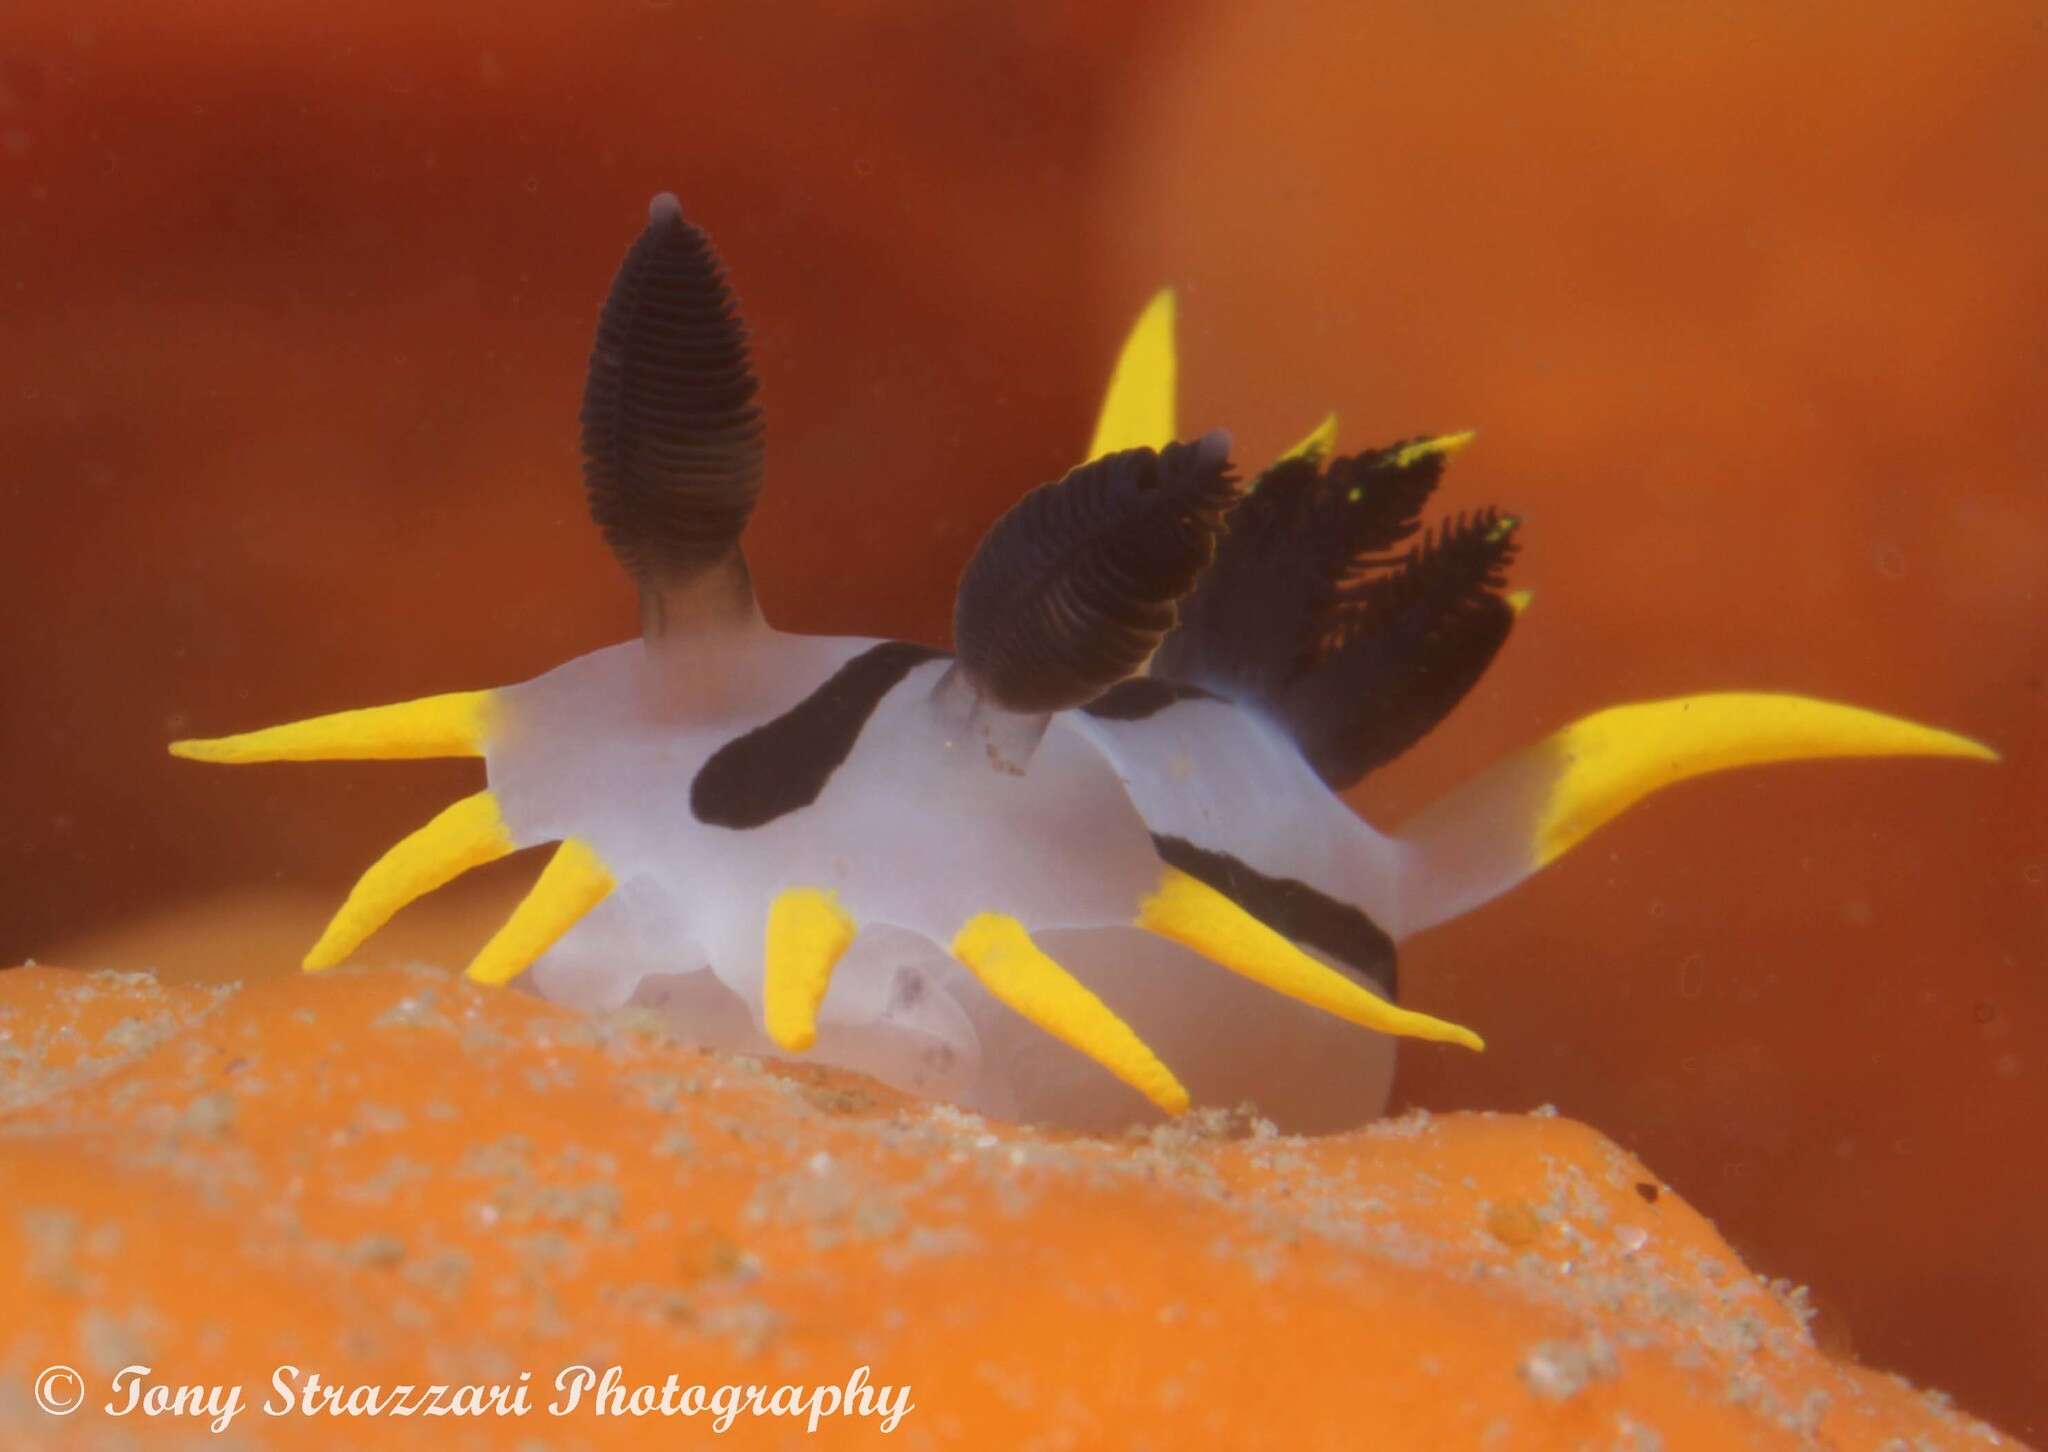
170;192;1997;1132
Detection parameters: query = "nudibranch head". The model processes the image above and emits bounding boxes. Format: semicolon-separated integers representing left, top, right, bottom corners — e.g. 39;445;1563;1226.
170;193;1997;1133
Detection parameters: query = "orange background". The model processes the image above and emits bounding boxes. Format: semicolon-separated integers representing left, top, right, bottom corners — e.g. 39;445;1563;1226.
2;0;2042;1439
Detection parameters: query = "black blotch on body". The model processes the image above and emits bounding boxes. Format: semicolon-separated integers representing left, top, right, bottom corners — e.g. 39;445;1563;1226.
581;193;765;588
1151;833;1397;999
954;434;1241;714
1635;1182;1661;1205
1153;439;1519;790
691;642;946;829
1081;676;1219;721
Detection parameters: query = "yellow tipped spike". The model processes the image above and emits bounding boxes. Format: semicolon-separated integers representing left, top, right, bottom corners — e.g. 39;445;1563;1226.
464;838;616;988
1136;868;1484;1051
1086;288;1177;463
1391;430;1476;469
1507;588;1535;616
170;690;495;764
762;888;858;1051
951;914;1189;1115
1277;412;1339;465
303;791;515;972
1533;693;1998;867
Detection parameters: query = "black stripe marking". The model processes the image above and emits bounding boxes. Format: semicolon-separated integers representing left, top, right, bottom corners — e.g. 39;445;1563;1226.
1080;677;1219;721
691;642;946;829
1151;833;1397;999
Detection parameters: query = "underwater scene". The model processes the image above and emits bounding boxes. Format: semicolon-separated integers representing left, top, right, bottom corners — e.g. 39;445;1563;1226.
2;1;2042;1446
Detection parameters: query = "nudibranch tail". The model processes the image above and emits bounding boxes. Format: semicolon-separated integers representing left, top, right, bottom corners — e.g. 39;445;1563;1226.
464;839;617;988
167;690;494;763
1396;691;2000;936
1136;868;1484;1051
762;887;858;1052
1530;693;1998;864
951;914;1191;1115
1086;287;1176;462
303;790;515;972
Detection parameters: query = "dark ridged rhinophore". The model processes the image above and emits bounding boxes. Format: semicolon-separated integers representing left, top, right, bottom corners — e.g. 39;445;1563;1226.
580;193;764;589
954;433;1242;714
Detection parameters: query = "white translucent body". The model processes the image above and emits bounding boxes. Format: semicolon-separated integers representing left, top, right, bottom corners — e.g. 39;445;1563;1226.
487;617;1413;1132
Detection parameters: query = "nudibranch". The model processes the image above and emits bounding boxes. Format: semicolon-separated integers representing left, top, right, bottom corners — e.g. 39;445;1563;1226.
170;193;1996;1132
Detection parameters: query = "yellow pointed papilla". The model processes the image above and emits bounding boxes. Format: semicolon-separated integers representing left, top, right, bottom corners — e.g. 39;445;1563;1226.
464;838;617;988
951;914;1189;1115
762;888;858;1051
303;790;515;971
170;690;496;764
1086;288;1177;463
1507;588;1535;616
1276;412;1339;466
1136;868;1484;1051
1532;693;1998;867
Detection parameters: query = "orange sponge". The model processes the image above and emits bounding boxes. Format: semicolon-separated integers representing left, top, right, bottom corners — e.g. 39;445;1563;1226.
0;964;2020;1449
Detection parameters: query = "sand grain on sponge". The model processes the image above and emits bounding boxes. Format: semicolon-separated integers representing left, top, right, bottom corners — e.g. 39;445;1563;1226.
0;964;2023;1450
